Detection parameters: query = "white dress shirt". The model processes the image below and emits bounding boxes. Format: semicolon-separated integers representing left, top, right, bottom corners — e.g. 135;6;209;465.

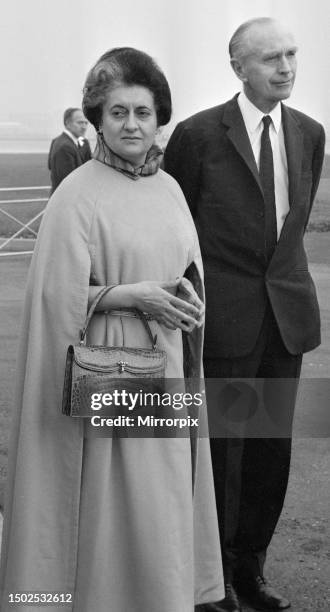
238;91;290;239
63;128;85;148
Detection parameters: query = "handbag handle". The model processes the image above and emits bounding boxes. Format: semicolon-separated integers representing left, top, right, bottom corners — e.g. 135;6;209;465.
80;285;158;350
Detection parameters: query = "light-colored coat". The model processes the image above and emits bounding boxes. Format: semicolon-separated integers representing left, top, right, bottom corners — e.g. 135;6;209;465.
0;160;224;611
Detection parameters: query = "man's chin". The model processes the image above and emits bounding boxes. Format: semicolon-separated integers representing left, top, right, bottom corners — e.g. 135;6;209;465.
274;85;293;100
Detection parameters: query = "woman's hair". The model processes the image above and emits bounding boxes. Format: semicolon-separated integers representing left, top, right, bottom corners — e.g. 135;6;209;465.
82;47;172;129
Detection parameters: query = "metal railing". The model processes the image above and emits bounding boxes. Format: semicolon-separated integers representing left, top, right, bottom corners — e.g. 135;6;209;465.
0;186;50;256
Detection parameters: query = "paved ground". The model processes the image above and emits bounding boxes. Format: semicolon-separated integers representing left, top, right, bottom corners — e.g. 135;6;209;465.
0;237;329;610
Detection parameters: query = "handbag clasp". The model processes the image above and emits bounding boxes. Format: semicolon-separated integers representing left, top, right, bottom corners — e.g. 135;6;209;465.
118;360;128;373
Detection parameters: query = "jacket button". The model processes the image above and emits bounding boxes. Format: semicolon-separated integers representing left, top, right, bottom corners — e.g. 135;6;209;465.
259;211;265;218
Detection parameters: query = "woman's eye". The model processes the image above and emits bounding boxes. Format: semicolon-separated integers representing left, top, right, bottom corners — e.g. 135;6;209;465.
137;111;150;118
112;110;126;118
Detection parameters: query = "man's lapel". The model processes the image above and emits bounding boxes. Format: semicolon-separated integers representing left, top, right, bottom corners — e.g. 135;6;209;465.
222;95;263;194
281;105;303;206
62;131;74;144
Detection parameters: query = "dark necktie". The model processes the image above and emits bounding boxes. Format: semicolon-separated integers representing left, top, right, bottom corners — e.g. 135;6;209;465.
259;115;277;260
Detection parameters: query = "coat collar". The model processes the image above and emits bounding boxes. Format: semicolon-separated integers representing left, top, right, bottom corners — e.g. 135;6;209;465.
222;95;304;206
63;129;79;147
222;94;263;194
238;91;282;135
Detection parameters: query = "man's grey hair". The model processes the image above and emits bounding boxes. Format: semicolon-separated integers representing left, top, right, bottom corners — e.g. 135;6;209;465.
229;17;277;61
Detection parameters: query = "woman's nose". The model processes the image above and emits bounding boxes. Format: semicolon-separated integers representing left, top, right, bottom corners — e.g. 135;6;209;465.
124;110;138;130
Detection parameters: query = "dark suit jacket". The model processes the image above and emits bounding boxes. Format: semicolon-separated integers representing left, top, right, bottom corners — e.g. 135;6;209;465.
164;95;325;358
48;132;92;192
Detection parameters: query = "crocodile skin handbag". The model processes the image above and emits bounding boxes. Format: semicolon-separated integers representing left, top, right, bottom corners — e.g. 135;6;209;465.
62;286;167;417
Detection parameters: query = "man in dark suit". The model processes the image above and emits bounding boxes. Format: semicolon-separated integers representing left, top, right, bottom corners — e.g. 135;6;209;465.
165;18;325;612
48;107;91;193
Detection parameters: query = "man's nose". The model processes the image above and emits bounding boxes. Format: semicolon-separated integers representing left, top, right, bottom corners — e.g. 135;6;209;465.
124;110;138;130
278;55;292;73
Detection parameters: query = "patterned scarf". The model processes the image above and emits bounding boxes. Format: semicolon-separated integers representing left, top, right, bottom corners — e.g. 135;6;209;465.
93;133;163;180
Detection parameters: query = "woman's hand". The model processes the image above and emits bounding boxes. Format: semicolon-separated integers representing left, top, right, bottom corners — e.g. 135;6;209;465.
89;279;205;332
129;279;203;332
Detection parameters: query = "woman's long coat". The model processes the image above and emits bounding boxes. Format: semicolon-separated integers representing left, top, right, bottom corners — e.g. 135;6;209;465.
0;160;224;611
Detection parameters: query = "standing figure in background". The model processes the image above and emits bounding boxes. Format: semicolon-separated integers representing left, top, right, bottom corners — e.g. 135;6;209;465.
48;107;91;192
165;17;325;612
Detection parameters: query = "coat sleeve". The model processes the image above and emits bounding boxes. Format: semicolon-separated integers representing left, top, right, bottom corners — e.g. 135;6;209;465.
164;123;202;219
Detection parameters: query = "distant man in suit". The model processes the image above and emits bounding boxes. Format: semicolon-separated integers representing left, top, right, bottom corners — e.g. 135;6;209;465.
165;18;325;612
48;107;91;192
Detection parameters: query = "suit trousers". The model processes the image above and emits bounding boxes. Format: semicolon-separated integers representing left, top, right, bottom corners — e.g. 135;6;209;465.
204;303;302;579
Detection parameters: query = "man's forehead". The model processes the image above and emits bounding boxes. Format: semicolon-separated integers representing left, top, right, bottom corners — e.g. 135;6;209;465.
244;22;296;55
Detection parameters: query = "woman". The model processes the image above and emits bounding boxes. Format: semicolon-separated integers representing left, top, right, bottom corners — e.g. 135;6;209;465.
0;48;223;611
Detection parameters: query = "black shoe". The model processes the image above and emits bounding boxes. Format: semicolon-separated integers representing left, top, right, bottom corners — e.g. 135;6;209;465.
235;574;291;610
197;583;241;612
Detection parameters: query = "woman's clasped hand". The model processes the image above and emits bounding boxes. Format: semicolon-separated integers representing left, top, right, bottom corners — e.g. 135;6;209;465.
129;277;205;331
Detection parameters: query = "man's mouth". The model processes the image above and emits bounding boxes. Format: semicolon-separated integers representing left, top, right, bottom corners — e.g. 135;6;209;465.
274;80;292;85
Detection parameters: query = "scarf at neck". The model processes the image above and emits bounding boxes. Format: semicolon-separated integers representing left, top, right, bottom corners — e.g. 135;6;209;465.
93;133;163;180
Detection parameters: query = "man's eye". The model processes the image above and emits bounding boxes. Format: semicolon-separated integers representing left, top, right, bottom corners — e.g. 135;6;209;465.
137;111;150;118
112;110;125;118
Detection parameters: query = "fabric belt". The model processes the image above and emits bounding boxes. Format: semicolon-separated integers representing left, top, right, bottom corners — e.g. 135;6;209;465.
102;308;156;321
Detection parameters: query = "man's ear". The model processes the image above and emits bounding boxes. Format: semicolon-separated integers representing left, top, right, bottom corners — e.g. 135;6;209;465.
230;58;247;83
